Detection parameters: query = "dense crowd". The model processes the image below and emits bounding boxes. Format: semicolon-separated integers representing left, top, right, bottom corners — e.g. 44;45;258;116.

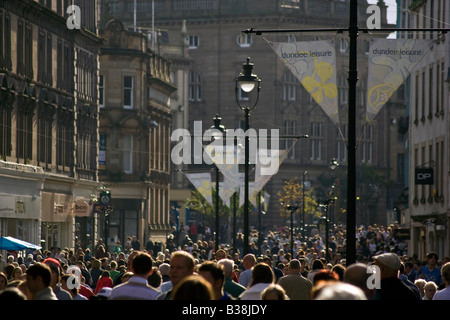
0;223;449;301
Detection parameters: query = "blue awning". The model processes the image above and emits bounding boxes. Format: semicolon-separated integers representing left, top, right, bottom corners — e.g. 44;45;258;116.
0;236;42;251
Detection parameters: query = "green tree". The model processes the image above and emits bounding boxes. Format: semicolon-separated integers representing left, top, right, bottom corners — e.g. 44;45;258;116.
277;177;319;221
185;189;251;225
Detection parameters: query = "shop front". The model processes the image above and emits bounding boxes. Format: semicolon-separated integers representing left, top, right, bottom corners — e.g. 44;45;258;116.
0;172;42;248
73;198;95;252
41;191;74;251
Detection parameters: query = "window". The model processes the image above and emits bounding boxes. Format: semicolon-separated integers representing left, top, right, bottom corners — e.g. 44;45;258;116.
360;125;373;163
0;106;12;158
359;79;366;106
123;76;133;108
428;64;433;119
57;39;73;92
188;35;199;49
338;75;348;105
16;97;34;161
99;75;104;107
237;33;252;47
123;135;133;174
436;62;440;115
0;11;12;70
189;71;202;102
282;71;298;101
38;30;52;85
421;69;425;121
310;122;323;160
284;120;296;159
57;109;74;168
77;131;92;170
24;23;33;78
336;125;347;162
38;105;54;165
17;19;24;75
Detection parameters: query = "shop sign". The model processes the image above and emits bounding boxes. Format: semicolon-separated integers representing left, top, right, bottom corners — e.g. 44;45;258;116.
415;168;433;185
73;199;90;217
0;196;15;215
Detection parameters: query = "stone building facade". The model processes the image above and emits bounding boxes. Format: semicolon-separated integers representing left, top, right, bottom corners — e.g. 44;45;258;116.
0;0;101;251
98;19;175;250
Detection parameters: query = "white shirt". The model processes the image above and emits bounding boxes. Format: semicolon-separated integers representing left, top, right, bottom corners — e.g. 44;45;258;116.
239;269;252;288
239;283;270;300
160;280;173;293
109;276;159;300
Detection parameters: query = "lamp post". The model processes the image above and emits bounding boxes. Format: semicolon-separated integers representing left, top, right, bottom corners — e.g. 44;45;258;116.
318;200;331;261
302;171;307;241
211;114;225;251
328;158;339;226
235;57;261;255
320;158;338;261
285;203;300;257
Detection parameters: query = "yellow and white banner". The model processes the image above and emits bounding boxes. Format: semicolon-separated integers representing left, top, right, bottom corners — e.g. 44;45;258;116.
252;148;289;199
184;172;213;206
204;145;240;208
269;40;339;125
240;181;257;208
367;39;431;122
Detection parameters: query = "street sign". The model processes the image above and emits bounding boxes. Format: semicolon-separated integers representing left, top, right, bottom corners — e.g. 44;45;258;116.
415;168;433;185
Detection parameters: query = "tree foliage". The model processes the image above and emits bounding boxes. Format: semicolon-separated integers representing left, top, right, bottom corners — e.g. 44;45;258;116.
277;177;319;218
184;189;251;219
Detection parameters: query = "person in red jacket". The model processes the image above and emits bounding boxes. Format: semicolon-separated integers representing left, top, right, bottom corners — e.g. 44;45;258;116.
94;270;113;295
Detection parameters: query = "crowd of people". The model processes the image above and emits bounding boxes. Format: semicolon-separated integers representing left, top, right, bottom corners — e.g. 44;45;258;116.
0;223;449;301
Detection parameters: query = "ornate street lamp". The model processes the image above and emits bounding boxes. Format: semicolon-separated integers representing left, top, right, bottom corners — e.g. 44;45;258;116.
235;57;261;255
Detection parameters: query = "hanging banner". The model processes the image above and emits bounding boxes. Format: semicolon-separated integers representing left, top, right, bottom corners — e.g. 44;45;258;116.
203;145;241;192
239;177;257;208
218;181;237;208
252;149;289;199
184;172;213;206
367;38;432;122
203;144;240;208
268;40;339;125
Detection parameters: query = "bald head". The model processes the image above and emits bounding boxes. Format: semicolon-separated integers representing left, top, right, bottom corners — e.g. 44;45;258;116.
243;254;256;270
344;263;370;288
343;263;374;299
